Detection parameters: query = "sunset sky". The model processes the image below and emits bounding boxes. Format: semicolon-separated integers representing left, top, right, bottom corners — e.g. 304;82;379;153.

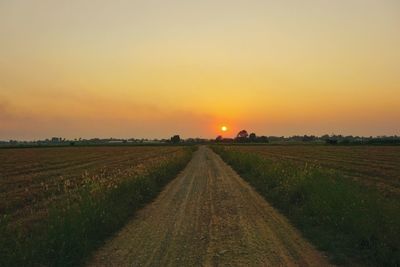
1;0;399;140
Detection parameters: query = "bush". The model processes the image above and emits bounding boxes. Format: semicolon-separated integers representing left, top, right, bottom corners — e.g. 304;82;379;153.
212;145;400;266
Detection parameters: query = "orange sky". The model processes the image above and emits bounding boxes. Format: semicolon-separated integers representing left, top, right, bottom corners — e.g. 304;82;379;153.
0;0;399;140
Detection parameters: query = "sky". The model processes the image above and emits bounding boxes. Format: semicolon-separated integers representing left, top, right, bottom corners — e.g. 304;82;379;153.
0;0;399;140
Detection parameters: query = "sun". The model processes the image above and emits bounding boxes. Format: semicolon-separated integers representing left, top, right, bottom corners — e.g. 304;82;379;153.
221;126;228;132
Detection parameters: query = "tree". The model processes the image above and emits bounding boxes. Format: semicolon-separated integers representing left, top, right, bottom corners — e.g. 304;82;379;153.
170;135;181;144
249;133;257;142
215;135;223;142
258;136;269;143
235;130;249;142
237;130;248;139
325;139;338;145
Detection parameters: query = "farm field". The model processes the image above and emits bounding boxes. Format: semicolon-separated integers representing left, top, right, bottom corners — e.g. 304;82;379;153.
2;144;399;266
0;145;193;266
0;146;186;226
224;145;400;195
212;145;400;266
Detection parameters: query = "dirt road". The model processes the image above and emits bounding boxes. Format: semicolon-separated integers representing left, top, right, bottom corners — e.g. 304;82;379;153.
88;146;331;266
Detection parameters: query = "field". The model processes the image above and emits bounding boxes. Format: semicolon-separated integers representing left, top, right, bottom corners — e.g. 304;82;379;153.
0;146;193;266
227;145;400;195
2;144;399;266
212;145;400;266
0;146;187;226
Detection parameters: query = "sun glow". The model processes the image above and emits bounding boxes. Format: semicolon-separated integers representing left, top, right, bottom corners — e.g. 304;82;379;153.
0;1;398;139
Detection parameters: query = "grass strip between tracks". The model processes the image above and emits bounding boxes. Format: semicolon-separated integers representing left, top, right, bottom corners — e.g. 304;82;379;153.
0;146;195;266
212;145;400;266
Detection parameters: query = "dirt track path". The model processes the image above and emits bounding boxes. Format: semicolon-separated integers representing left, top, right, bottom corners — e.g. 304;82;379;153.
88;146;331;266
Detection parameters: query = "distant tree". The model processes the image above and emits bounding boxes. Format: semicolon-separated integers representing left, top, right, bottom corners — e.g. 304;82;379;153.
216;135;223;142
237;130;249;139
321;134;330;140
340;139;350;144
325;139;338;145
249;133;257;142
51;137;61;143
170;135;181;144
302;135;316;142
235;130;249;143
257;136;269;143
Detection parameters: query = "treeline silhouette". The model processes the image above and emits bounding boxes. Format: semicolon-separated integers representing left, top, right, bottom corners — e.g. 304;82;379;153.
216;130;268;143
1;133;399;147
214;130;400;145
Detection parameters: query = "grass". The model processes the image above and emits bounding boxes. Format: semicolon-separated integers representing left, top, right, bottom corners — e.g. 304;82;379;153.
0;146;194;266
212;145;400;266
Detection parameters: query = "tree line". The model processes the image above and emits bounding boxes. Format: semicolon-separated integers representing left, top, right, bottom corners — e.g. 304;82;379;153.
1;133;399;147
214;130;400;145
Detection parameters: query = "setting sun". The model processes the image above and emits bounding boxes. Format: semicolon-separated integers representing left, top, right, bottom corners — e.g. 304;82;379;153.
221;126;228;132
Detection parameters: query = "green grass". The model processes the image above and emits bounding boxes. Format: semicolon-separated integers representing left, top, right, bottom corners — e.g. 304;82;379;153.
0;146;194;266
212;145;400;266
